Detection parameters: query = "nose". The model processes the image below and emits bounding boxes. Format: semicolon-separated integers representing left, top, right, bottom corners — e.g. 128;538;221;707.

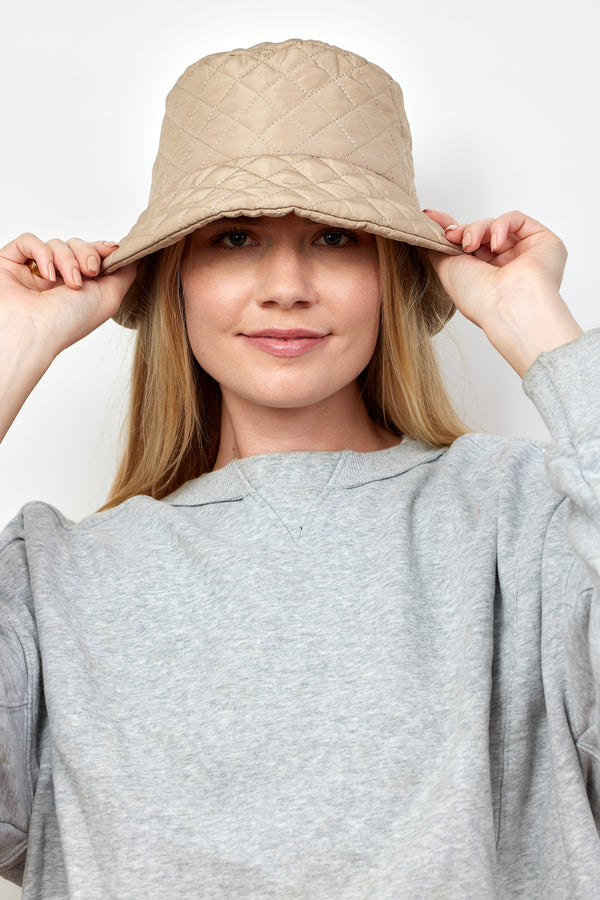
256;244;318;309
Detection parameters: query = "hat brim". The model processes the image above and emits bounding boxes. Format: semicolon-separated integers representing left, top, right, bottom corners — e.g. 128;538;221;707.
102;155;460;328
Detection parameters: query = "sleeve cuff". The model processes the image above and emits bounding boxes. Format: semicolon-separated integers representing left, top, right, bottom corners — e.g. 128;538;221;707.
522;328;600;441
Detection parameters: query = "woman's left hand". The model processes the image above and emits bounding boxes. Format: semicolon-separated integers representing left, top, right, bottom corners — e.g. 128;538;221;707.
424;209;583;377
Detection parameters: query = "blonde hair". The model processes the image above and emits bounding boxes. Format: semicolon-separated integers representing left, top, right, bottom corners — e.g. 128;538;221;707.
102;236;466;510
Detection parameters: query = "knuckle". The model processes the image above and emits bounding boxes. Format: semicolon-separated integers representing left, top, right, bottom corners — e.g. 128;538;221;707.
48;239;75;258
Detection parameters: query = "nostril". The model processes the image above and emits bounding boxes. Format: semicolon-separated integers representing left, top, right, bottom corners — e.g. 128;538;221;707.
259;298;314;308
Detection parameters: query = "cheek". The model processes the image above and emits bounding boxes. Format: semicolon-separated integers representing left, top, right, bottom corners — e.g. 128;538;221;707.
344;269;381;345
181;274;235;358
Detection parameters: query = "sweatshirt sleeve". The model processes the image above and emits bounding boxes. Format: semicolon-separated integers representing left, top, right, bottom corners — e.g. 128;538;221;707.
523;328;600;590
0;511;42;881
523;328;600;802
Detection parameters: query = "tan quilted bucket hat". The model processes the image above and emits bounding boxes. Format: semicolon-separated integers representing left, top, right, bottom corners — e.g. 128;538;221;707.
104;38;460;328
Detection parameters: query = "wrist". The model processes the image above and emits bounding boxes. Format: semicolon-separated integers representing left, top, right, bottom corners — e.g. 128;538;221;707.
484;289;583;378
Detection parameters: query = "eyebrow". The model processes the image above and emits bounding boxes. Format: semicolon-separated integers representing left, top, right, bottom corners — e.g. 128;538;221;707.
216;215;273;227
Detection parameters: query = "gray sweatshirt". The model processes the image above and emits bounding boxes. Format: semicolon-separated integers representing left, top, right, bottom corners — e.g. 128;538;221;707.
1;330;600;899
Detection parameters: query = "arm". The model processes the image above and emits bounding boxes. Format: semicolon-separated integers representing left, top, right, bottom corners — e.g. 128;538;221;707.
431;210;600;830
0;515;42;881
424;209;583;377
0;234;136;442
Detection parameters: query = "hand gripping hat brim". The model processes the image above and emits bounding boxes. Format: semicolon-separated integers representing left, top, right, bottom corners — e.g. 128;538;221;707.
102;38;460;329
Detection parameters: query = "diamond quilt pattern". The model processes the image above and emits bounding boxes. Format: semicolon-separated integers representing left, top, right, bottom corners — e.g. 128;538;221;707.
151;39;414;201
123;156;446;257
104;39;459;328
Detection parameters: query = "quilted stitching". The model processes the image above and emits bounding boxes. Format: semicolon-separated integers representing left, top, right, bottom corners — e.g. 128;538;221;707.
123;156;444;259
151;39;415;202
105;39;459;328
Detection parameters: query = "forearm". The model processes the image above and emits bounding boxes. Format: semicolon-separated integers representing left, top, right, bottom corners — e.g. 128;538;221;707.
0;316;56;443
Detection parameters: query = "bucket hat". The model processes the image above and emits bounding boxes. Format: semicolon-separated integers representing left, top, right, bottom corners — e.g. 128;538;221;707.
103;38;460;328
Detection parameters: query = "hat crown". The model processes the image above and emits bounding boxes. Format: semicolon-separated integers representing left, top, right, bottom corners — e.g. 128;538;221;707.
150;38;416;203
105;38;459;330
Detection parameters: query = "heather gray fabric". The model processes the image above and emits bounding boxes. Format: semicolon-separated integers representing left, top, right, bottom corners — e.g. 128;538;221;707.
1;329;600;898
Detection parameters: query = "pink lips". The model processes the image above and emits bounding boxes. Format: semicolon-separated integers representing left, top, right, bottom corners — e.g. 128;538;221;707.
242;329;329;358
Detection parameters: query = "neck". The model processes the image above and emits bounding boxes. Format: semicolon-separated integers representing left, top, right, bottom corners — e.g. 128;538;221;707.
213;383;400;469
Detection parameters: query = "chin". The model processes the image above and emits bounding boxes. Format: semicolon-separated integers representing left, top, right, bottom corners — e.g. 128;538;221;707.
255;393;335;411
233;383;348;411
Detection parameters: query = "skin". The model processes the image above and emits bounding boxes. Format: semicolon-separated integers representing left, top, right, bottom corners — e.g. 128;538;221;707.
180;214;398;467
424;208;582;376
0;210;583;457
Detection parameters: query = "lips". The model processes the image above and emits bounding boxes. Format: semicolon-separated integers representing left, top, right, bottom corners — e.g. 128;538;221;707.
242;328;329;358
245;329;328;339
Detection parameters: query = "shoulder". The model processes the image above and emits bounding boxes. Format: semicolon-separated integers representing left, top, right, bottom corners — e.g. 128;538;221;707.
433;433;565;558
0;493;166;559
430;431;553;506
445;430;546;467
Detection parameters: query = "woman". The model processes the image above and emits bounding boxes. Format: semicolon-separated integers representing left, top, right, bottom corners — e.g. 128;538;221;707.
0;38;598;898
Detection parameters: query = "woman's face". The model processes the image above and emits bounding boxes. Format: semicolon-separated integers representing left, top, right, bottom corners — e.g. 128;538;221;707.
180;213;380;415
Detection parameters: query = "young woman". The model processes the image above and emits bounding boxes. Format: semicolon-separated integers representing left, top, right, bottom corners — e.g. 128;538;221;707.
1;38;598;898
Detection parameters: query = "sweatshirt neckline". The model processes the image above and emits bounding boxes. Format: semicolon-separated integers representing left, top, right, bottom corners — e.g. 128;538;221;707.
166;438;445;507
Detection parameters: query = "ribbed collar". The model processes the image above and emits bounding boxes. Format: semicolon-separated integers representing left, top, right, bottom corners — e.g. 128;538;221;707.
166;438;445;508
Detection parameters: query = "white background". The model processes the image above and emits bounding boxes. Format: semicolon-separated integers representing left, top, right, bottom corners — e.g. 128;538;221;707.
0;0;598;894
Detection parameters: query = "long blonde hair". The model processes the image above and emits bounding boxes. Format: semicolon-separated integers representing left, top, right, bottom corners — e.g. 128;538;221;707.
103;236;466;510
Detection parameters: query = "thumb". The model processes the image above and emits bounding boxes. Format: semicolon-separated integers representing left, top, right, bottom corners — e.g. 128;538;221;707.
96;262;138;320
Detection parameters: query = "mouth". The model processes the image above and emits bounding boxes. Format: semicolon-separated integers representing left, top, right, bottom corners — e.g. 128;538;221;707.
244;329;328;339
242;329;330;358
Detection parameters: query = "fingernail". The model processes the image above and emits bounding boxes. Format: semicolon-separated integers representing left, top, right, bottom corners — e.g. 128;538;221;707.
490;234;497;252
47;262;56;282
103;241;119;247
444;224;459;232
72;268;83;287
463;231;472;249
87;256;99;274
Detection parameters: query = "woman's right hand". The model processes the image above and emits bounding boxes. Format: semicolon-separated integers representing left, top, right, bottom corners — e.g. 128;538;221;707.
0;233;137;443
0;233;137;359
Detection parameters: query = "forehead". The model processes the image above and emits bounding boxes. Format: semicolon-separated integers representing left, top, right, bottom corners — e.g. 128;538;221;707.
196;212;374;236
202;213;310;229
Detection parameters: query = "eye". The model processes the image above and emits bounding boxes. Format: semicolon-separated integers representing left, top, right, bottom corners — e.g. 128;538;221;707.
222;230;251;247
210;228;257;249
315;229;359;247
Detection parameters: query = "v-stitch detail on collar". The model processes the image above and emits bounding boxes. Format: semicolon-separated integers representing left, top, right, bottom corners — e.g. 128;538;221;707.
232;451;349;543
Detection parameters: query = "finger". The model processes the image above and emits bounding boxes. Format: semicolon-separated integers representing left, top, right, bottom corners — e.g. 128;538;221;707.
91;262;139;322
423;209;470;246
97;240;120;259
422;209;459;230
442;223;467;245
460;218;495;253
66;238;116;279
1;233;57;281
449;211;548;254
99;261;137;299
490;210;545;241
46;239;86;289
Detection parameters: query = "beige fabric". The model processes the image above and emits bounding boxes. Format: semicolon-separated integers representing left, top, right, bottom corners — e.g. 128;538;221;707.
103;39;460;328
